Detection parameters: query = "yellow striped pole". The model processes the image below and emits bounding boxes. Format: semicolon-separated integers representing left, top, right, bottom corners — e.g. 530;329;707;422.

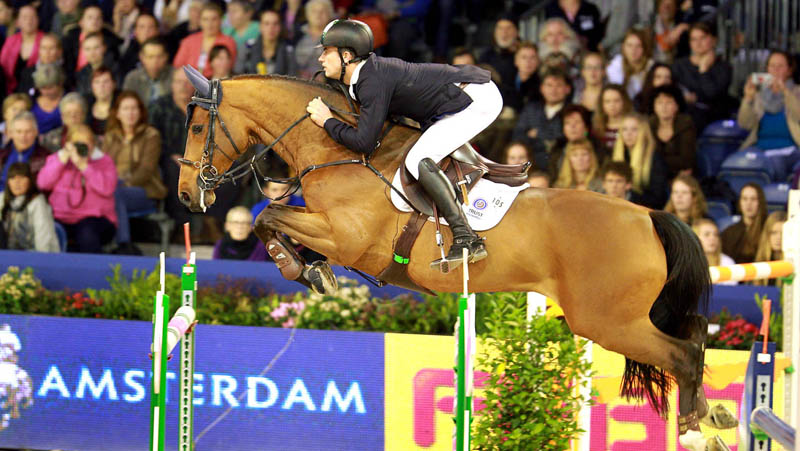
709;260;794;283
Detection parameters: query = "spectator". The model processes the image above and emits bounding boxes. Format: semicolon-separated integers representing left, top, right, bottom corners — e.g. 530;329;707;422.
40;93;86;153
600;161;641;203
88;67;117;138
548;104;605;181
75;32;115;97
600;0;654;56
213;206;268;261
753;211;787;286
755;210;787;261
650;84;696;178
117;13;161;77
634;62;685;113
150;68;192;237
1;94;31;148
508;42;541;112
663;174;707;224
738;51;800;155
692;218;736;284
51;0;82;38
16;33;69;97
371;0;432;62
37;124;117;253
1;111;48;186
538;18;580;62
237;9;296;76
0;0;9;47
164;0;203;59
593;84;633;152
553;138;602;191
103;91;166;254
501;141;533;165
173;2;237;78
478;18;519;99
544;0;603;52
572;52;604;113
223;0;259;53
279;0;304;43
31;63;66;135
250;179;306;220
155;0;194;31
123;37;173;107
209;44;234;79
63;6;121;74
0;162;59;252
0;5;44;94
293;0;332;79
672;22;733;131
606;29;654;99
113;0;141;55
721;182;767;263
653;0;689;63
611;112;669;208
451;47;476;66
527;169;550;188
512;69;572;169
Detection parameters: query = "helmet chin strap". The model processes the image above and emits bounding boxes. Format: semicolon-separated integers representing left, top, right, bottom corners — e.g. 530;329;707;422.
337;49;352;83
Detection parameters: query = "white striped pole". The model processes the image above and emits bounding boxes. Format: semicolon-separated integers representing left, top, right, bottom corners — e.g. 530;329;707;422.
709;260;794;283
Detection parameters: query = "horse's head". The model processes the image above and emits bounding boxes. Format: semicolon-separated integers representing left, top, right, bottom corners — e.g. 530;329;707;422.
177;65;250;212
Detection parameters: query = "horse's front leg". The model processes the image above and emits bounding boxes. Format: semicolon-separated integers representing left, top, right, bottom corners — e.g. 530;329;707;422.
254;204;338;295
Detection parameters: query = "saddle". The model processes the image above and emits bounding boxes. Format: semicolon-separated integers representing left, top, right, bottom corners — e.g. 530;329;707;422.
376;143;529;293
399;142;530;216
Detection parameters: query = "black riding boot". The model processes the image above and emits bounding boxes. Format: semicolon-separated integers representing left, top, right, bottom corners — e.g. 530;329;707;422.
417;158;487;272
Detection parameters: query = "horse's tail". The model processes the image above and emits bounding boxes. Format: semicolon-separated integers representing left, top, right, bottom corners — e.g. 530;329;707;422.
620;210;711;417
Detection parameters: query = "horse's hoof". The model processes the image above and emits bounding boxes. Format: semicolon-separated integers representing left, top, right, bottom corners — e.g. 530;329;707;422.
679;430;707;451
303;261;337;295
701;404;738;429
705;435;730;451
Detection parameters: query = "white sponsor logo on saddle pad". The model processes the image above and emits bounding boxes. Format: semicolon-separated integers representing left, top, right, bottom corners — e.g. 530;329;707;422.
390;169;529;231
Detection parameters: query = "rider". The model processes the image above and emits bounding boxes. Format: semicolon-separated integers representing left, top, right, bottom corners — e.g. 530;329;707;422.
306;19;503;271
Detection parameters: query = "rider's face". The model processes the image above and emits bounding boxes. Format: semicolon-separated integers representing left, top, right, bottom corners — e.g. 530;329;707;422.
319;46;344;79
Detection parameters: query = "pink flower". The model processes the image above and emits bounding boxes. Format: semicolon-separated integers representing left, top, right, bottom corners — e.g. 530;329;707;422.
282;318;295;328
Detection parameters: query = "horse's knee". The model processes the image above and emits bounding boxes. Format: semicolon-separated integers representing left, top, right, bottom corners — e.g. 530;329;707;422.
254;210;277;240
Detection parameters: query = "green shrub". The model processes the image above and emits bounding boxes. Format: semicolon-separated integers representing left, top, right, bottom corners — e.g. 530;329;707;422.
473;292;593;450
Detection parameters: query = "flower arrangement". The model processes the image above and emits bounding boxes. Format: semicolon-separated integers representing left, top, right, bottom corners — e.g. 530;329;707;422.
707;308;761;350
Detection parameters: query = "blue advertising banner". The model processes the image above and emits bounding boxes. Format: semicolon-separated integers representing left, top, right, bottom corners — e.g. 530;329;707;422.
0;314;384;451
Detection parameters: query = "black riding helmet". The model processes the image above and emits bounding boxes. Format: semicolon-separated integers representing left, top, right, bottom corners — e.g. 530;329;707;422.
317;19;374;81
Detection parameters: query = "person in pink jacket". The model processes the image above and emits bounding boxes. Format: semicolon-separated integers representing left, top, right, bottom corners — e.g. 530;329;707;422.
0;5;44;94
36;124;117;253
172;2;236;78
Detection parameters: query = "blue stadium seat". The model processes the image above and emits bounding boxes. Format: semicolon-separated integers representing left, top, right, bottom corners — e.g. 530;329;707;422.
706;200;732;222
696;120;750;178
717;148;775;193
54;221;67;252
716;215;741;232
762;182;790;212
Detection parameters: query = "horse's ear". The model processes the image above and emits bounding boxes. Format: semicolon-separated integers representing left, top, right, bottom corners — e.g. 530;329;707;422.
183;65;210;98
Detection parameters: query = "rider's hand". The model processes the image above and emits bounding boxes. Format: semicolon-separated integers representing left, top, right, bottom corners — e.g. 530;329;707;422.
306;97;333;127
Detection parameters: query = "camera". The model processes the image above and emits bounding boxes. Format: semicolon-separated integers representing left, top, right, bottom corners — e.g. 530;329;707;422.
750;72;774;87
74;142;89;157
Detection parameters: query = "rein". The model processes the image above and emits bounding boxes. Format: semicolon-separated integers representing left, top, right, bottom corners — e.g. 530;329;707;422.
178;77;414;210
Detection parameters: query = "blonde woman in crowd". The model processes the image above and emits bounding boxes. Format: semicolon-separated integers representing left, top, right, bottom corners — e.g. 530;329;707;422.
606;28;654;99
753;211;788;286
611;112;669;208
663;174;708;224
692;218;737;285
554;138;602;191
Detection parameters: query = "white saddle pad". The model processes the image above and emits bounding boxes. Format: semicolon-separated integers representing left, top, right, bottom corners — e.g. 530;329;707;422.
390;168;528;231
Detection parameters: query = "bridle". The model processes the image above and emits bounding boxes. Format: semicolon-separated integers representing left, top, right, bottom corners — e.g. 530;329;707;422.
177;76;414;212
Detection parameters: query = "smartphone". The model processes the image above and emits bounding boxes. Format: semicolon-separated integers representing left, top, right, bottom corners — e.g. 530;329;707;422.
750;72;774;87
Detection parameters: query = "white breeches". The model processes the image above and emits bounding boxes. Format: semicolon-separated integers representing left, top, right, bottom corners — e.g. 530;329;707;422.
404;80;503;179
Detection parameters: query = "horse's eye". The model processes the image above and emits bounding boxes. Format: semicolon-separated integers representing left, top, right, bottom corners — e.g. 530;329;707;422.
192;124;204;135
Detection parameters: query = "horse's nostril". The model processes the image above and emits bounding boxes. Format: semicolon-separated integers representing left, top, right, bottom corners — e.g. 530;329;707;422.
180;191;191;203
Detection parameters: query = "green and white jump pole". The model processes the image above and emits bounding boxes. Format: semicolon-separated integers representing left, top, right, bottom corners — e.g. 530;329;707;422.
454;248;476;451
151;224;197;451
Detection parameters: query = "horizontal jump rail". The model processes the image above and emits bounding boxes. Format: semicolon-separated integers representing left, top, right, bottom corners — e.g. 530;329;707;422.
709;260;794;283
751;406;796;450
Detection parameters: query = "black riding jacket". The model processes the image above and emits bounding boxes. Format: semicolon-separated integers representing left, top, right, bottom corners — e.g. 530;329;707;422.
322;54;491;155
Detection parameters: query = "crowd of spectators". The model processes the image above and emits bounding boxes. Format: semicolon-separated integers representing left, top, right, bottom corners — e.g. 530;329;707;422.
0;0;793;275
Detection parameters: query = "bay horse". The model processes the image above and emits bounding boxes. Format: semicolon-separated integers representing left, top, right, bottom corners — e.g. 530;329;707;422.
176;69;733;450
